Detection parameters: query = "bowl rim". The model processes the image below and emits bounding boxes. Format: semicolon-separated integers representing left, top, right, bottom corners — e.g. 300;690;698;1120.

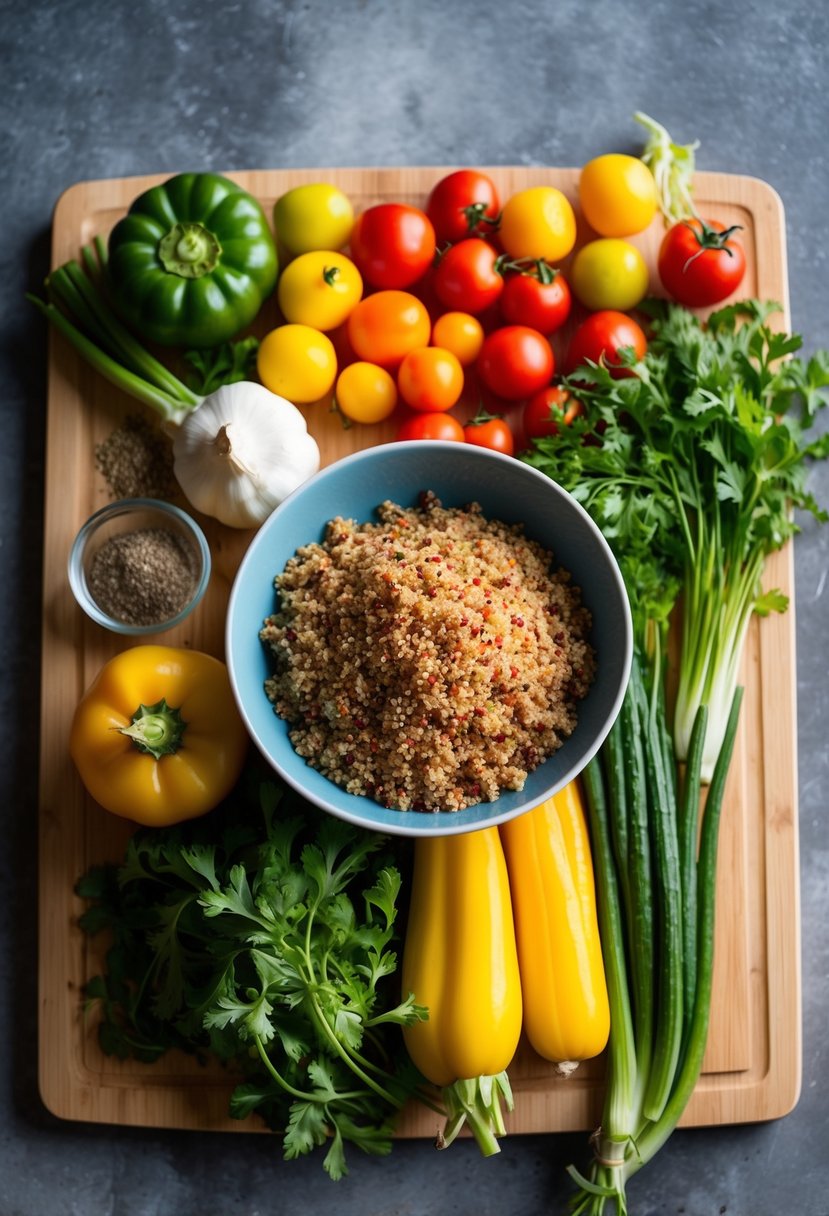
226;441;633;837
68;496;212;636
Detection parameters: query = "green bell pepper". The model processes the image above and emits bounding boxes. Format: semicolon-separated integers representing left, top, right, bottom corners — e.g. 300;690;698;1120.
106;172;278;348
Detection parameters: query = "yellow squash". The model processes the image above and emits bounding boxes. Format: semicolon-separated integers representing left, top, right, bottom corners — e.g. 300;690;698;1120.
402;827;523;1085
500;781;610;1064
401;826;522;1154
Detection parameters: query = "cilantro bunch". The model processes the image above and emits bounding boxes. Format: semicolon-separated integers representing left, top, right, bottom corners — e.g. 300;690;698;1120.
77;772;431;1180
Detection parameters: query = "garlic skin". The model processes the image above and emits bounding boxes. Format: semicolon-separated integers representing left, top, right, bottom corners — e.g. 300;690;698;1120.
172;382;321;528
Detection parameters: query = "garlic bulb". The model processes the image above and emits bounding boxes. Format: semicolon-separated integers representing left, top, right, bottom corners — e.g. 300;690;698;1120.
171;382;320;528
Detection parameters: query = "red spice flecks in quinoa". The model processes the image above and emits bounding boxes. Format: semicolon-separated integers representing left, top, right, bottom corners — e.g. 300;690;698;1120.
260;495;596;813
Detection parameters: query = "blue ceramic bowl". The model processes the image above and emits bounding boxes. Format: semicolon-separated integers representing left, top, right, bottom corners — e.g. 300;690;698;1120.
226;441;632;837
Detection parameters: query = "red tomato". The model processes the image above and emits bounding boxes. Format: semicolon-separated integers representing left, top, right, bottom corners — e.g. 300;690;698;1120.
477;325;554;400
397;346;464;412
349;203;436;289
523;385;583;439
433;238;504;314
347;290;431;369
657;218;746;307
564;310;647;377
397;411;466;442
463;414;515;455
499;263;572;334
426;169;501;244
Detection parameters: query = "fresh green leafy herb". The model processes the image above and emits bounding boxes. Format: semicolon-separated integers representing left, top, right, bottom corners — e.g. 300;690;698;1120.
77;768;431;1180
522;297;829;1213
524;298;829;778
183;336;260;395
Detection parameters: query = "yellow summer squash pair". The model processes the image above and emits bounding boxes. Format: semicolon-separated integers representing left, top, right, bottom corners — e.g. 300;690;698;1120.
402;780;610;1154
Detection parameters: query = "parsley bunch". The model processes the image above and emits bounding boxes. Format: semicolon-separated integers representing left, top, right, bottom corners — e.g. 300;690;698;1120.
77;771;431;1180
525;299;829;777
523;298;829;1212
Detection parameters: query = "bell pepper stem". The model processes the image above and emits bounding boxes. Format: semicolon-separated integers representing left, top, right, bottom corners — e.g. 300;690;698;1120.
158;222;222;278
118;699;187;759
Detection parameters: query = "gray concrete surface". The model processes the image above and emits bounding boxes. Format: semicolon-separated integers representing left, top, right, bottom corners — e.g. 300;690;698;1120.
2;1;828;1213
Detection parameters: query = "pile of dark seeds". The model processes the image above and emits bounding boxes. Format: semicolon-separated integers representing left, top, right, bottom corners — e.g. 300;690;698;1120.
95;414;178;501
87;528;199;627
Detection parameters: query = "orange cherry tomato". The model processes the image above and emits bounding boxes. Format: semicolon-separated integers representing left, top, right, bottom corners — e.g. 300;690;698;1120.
397;412;466;442
346;290;432;369
431;311;485;367
335;361;398;424
397;346;464;412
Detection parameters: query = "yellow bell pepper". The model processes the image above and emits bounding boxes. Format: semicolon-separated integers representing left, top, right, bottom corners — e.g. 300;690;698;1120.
499;781;610;1066
69;645;249;826
401;826;522;1155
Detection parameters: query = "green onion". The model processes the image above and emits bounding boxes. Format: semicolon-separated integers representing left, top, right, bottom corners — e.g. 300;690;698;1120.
626;688;743;1180
27;241;202;424
526;297;829;1211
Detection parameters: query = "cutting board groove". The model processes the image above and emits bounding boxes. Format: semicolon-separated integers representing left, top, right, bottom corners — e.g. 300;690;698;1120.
38;166;800;1137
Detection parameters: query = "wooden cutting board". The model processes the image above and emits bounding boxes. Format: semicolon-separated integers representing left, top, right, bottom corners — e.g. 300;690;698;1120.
37;166;800;1137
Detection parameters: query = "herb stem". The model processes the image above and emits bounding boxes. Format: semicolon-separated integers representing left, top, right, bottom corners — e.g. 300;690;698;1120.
252;1033;324;1104
307;990;405;1111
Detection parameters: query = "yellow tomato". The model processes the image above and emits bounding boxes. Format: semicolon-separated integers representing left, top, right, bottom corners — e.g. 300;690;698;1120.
498;186;577;262
277;251;363;331
274;182;355;254
579;154;658;237
335;361;398;424
257;323;338;403
570;238;650;312
431;311;484;367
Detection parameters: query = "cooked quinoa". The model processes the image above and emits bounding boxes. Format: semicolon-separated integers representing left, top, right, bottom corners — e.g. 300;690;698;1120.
260;491;596;813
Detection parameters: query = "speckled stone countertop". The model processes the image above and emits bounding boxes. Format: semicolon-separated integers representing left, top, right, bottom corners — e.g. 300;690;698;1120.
3;2;827;1213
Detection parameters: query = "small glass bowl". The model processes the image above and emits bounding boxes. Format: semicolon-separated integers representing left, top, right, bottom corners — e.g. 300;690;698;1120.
68;498;212;636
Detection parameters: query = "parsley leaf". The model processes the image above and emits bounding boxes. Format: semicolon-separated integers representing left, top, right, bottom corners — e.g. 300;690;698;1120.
524;297;829;777
76;767;430;1178
182;336;260;395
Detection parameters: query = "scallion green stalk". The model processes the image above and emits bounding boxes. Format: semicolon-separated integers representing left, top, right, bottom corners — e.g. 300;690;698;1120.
522;295;829;1212
27;243;203;425
624;688;743;1181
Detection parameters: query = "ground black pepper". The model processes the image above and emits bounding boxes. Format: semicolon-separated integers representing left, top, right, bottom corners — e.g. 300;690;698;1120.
87;527;199;626
95;414;178;501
